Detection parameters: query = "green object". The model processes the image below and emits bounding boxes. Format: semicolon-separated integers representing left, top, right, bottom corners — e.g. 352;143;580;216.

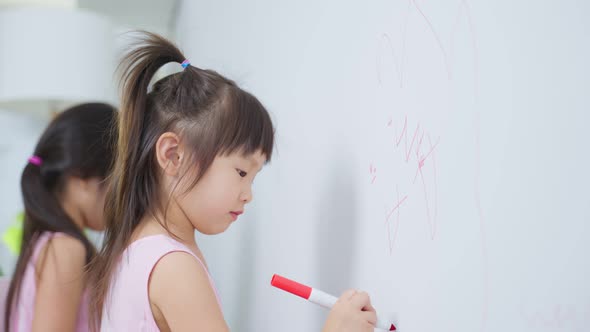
3;211;24;255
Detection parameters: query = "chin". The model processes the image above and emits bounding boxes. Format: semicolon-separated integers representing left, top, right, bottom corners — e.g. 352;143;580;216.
199;222;232;235
86;224;105;232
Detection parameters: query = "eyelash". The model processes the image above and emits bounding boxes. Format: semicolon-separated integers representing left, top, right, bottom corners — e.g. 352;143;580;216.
236;169;248;178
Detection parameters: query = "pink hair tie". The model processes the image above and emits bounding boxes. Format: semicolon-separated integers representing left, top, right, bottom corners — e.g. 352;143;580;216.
181;59;190;69
28;155;43;166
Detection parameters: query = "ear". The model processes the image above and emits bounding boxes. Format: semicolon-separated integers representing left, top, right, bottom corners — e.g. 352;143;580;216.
155;132;184;177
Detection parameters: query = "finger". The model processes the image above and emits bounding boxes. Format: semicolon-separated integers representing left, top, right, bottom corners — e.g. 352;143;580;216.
339;289;357;302
361;311;377;325
350;291;371;309
362;301;376;313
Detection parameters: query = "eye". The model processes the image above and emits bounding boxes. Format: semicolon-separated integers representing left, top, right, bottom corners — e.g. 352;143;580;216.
236;169;248;178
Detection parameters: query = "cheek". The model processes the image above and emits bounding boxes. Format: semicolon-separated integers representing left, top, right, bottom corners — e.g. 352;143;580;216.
178;178;236;224
183;185;228;216
81;189;105;230
91;190;107;229
98;193;106;217
197;173;236;206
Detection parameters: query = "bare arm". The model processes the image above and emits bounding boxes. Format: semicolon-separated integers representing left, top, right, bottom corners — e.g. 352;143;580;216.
32;236;86;332
149;251;228;332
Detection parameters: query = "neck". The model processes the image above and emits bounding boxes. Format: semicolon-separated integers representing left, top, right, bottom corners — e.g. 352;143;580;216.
138;199;197;247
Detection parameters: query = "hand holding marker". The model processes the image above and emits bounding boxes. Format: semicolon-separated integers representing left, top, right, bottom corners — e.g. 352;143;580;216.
271;274;397;331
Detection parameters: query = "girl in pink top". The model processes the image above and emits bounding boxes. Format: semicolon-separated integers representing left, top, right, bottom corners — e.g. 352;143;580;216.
5;103;117;331
87;31;378;332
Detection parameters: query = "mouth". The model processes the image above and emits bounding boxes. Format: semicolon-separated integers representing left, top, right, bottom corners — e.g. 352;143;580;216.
230;211;243;221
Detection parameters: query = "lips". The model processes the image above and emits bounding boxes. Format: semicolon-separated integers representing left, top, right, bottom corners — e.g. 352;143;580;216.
230;211;243;221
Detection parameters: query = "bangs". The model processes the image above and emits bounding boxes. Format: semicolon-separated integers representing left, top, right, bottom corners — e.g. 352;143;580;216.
179;84;276;191
216;87;275;162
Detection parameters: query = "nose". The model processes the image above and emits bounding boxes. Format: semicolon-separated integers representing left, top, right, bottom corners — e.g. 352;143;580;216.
240;184;253;204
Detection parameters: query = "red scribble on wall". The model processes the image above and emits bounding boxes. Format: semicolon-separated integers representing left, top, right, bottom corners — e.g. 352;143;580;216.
370;163;377;184
374;0;487;329
384;186;408;254
412;0;451;79
390;116;440;240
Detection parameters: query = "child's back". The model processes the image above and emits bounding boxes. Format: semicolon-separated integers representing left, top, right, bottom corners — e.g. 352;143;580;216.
100;234;221;331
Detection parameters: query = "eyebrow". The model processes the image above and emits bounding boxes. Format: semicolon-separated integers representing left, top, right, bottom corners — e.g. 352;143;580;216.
245;155;264;171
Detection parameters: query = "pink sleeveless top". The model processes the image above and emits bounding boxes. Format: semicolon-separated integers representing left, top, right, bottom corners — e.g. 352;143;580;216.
100;234;222;331
10;231;90;332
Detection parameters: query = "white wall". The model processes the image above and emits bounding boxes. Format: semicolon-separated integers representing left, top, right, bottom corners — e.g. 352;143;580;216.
174;1;590;332
175;1;358;330
0;109;50;275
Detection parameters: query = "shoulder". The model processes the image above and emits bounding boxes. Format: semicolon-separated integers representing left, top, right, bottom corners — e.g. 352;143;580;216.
36;234;86;277
148;251;227;330
149;250;210;296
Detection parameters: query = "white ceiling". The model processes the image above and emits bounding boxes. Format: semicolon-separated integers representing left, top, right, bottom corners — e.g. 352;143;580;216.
78;0;179;36
0;0;179;36
0;0;75;6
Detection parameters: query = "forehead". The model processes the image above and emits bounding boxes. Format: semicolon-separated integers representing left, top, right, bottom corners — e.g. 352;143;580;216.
226;149;266;168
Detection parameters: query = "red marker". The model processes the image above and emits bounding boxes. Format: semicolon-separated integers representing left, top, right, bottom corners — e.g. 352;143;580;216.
271;274;397;331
